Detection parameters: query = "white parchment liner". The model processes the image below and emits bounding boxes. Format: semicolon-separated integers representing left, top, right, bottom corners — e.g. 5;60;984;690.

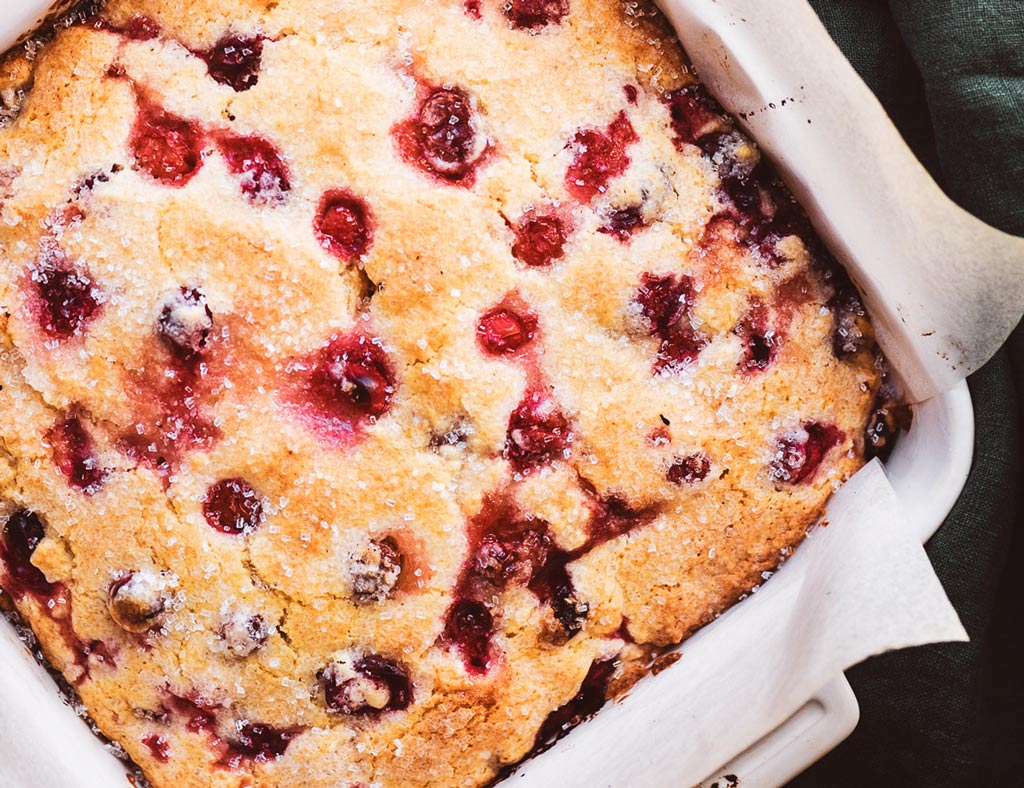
0;1;1017;787
659;0;1024;404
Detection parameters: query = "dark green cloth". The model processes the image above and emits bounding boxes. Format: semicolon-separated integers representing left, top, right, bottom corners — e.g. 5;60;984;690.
788;2;1024;786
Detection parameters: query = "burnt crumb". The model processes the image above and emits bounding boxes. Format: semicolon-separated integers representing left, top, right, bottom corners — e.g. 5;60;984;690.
650;651;682;676
864;361;912;462
659;413;671;426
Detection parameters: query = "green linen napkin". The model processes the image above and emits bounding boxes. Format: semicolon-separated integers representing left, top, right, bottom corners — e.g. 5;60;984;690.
789;2;1024;786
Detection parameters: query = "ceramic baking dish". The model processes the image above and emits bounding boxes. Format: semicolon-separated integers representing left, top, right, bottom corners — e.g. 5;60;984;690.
0;1;982;787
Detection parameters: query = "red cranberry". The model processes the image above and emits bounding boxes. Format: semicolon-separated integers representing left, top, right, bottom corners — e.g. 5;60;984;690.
829;289;868;358
0;510;56;599
130;99;204;186
202;478;264;535
667;452;711;485
107;570;169;633
322;654;413;714
216;134;290;202
864;380;911;462
588;494;652;544
158;288;213;359
84;12;160;40
465;0;482;18
314;190;374;263
511;211;569;268
599;204;645;241
504;0;569;30
504;390;573;472
442;598;494;673
29;247;103;340
475;527;553;588
219;610;271;657
347;537;403;604
197;35;264;92
304;334;396;425
633;272;695;336
565;111;638;203
476;307;537;356
142;734;171;763
624;85;639;105
222;721;298;765
418;88;486;180
47;413;106;495
632;272;707;372
769;422;845;484
120;14;160;40
736;302;779;373
663;84;727;149
535;659;615;752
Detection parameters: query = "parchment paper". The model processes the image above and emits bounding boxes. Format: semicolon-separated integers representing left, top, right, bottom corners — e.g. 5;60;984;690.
658;0;1024;403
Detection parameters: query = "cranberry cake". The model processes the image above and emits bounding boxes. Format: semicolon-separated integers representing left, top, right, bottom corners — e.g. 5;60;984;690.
0;1;891;786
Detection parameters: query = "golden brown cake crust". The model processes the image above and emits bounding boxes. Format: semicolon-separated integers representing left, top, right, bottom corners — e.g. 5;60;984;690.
0;2;882;787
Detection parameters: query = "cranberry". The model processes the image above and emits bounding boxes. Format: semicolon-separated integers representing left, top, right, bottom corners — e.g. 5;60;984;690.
158;288;213;359
667;453;711;485
829;289;868;359
588;494;651;544
535;659;616;751
475;527;553;588
347;537;403;604
302;334;396;430
476;307;537;356
542;574;589;637
197;35;264;92
599;204;644;241
565;111;638;203
29;247;102;340
46;413;106;495
222;721;298;766
216;134;290;202
864;381;912;462
130;99;204;186
465;0;482;19
769;422;845;484
0;510;55;599
631;272;707;372
663;84;726;149
511;211;569;268
85;13;160;40
418;88;486;180
442;598;494;673
314;190;374;263
735;302;779;373
107;570;169;633
202;478;264;536
322;654;413;714
120;14;160;40
504;0;569;30
503;390;573;472
633;272;695;336
219;610;271;657
142;734;171;763
623;85;639;105
164;693;218;734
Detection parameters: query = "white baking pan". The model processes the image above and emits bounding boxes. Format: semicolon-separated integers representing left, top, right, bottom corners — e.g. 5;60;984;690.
0;1;983;787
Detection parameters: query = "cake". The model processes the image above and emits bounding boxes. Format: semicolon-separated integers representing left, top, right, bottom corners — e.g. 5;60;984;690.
0;1;897;787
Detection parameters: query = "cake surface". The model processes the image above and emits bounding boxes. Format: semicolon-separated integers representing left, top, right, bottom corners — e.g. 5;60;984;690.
0;2;888;786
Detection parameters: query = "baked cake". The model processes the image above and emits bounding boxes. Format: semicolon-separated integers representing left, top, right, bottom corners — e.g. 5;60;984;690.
0;1;897;786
